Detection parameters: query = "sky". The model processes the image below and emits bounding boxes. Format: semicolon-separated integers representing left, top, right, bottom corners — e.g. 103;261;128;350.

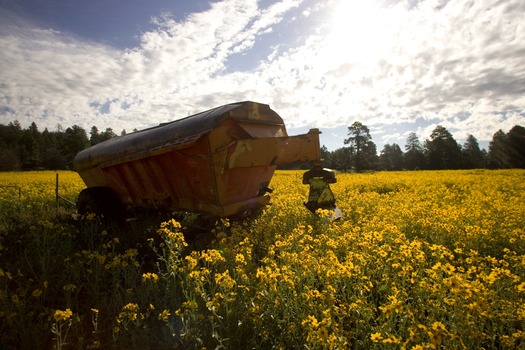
1;0;524;151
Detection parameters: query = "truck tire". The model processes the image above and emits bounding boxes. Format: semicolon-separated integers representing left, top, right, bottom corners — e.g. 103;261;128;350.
77;187;124;219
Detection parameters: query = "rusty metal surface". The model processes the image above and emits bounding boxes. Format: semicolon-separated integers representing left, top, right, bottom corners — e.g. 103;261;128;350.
74;101;323;217
74;102;285;172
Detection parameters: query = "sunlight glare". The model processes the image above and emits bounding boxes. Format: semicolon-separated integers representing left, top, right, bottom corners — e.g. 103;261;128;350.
326;0;394;61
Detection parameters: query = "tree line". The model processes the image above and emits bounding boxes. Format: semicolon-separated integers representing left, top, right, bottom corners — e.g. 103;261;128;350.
0;121;125;171
321;122;525;172
0;120;523;171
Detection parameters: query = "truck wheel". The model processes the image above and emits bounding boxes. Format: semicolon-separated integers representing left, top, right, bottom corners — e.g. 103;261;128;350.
77;187;123;219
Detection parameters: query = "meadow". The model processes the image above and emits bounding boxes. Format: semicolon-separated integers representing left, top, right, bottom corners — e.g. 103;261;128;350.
0;169;524;349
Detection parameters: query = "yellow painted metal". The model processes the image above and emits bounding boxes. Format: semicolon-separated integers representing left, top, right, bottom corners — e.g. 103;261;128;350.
74;101;326;217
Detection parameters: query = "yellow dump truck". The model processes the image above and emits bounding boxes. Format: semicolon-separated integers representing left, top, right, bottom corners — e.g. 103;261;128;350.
74;101;340;219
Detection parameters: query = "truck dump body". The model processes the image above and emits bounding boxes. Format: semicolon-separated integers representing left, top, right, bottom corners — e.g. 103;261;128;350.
74;101;322;217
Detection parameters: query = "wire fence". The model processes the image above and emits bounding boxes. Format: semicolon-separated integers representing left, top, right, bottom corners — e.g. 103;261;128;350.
0;174;76;210
55;173;76;207
0;185;22;200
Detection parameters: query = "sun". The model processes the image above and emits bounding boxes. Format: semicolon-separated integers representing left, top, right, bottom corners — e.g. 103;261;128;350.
325;0;395;61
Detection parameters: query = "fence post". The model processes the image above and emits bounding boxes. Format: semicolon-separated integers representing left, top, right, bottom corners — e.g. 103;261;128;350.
0;185;22;200
55;173;76;209
56;173;59;210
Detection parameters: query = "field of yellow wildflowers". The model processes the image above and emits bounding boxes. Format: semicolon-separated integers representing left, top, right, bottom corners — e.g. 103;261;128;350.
0;169;524;349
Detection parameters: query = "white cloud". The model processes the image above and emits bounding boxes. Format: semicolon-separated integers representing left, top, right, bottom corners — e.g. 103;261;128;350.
0;0;524;148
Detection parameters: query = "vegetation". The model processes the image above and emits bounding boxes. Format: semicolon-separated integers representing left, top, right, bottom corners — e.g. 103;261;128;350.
1;120;524;172
326;124;525;171
343;122;378;172
1;169;524;349
0;121;122;170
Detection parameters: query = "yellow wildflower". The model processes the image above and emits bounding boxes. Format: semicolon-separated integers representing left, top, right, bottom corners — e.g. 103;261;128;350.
235;253;247;265
158;309;170;321
54;308;73;322
142;272;159;283
382;334;401;344
318;327;329;342
371;332;383;342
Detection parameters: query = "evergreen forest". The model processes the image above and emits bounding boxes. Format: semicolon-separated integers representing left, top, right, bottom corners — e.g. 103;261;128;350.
0;120;524;172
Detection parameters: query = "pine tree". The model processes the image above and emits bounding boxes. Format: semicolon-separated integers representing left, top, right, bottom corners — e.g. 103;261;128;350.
462;134;485;169
404;132;425;170
344;122;377;172
424;126;462;169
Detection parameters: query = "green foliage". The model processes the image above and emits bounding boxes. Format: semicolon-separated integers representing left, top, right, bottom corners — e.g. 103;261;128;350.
379;143;403;171
0;122;120;171
462;134;486;169
489;126;525;169
424;125;463;170
1;170;524;349
1;120;524;171
344;121;378;172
